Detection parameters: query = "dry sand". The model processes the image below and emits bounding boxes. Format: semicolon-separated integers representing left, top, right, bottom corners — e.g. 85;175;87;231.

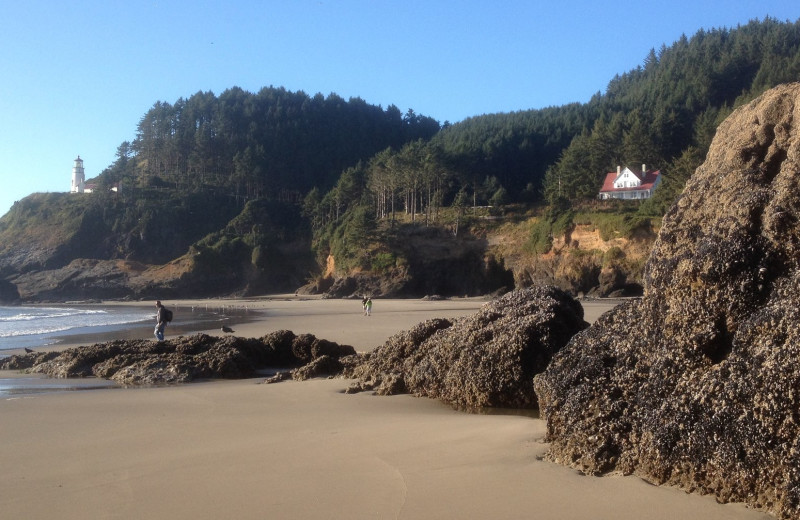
0;297;771;519
169;295;623;352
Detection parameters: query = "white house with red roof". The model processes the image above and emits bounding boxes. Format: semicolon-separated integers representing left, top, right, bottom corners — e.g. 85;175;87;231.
598;164;661;200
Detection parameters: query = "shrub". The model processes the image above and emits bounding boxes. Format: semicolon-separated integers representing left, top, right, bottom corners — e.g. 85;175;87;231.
573;210;655;241
329;205;376;271
371;252;397;273
603;246;625;266
525;218;553;254
524;207;575;255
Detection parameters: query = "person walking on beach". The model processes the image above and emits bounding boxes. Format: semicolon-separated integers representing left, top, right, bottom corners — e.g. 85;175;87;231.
362;296;368;316
365;297;373;316
154;300;168;341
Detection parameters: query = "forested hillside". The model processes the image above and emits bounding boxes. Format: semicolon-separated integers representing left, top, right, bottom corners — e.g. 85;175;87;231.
0;92;439;274
1;17;799;301
309;18;800;279
334;16;800;216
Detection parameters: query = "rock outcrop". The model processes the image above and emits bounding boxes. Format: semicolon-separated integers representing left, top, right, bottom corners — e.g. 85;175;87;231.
347;286;587;409
1;331;356;386
0;278;20;304
534;83;800;518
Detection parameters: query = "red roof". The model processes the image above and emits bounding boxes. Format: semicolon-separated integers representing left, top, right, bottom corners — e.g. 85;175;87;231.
599;168;661;193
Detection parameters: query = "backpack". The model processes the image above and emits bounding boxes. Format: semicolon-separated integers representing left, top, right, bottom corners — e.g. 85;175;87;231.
163;308;173;323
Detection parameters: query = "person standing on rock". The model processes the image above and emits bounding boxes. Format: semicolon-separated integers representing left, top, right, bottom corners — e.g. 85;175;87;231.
154;300;168;341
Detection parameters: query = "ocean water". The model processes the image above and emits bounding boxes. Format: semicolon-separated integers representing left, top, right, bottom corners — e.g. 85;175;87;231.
0;303;260;354
0;305;154;351
0;375;120;398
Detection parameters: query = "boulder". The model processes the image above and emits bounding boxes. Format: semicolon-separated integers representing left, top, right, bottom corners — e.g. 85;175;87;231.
348;286;587;409
533;83;800;518
290;355;344;381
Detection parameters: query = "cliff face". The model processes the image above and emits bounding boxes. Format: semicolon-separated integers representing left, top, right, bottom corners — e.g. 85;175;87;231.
489;220;655;298
0;191;243;276
308;214;657;301
314;226;518;299
1;211;654;302
0;194;312;301
534;83;800;518
0;187;653;303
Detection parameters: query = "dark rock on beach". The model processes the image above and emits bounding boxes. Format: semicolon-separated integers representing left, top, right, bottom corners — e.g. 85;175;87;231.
0;331;356;386
347;286;587;410
533;83;800;518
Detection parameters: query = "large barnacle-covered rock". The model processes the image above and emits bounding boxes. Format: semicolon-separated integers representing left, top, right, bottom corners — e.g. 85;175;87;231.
348;285;587;409
534;83;800;518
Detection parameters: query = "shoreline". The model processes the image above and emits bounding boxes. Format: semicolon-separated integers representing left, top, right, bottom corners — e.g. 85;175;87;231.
2;294;623;358
0;301;261;357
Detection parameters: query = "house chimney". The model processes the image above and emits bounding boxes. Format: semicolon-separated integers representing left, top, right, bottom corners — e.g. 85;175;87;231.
642;163;646;175
617;165;621;175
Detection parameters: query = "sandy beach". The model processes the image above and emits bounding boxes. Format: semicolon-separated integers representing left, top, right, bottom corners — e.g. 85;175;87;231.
0;297;771;519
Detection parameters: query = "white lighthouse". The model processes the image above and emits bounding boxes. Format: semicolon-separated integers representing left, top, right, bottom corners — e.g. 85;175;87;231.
70;156;85;193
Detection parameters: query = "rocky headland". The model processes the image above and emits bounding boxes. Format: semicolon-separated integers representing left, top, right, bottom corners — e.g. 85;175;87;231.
534;82;800;518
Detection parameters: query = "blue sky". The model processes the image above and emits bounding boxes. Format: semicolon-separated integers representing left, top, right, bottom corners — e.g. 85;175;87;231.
1;1;798;217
